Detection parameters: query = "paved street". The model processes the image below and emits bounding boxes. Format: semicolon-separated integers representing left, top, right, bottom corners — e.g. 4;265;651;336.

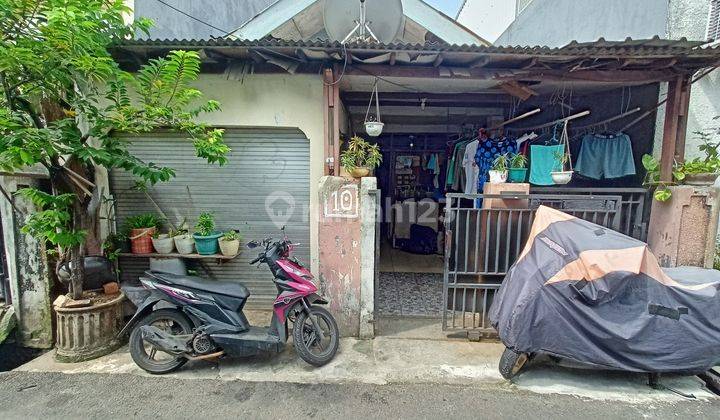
0;370;718;419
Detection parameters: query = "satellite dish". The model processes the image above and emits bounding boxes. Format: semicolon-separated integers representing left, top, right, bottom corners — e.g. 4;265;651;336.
324;0;404;44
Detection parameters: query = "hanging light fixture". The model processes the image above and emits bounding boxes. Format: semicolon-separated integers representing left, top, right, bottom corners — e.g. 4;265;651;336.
364;78;384;137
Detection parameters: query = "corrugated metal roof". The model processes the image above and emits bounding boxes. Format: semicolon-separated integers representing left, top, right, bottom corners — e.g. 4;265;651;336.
116;36;720;57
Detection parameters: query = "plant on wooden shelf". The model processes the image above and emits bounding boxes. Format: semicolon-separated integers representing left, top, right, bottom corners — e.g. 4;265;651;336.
151;230;175;254
340;135;382;178
643;130;720;201
508;153;528;183
171;221;194;255
219;230;242;257
124;214;163;254
489;154;509;184
193;212;222;255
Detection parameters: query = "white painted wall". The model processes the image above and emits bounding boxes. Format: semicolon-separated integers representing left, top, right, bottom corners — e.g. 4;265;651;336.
456;0;518;43
495;0;669;47
667;0;720;159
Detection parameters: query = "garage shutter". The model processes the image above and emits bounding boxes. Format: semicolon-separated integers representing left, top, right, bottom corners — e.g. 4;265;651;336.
110;127;311;308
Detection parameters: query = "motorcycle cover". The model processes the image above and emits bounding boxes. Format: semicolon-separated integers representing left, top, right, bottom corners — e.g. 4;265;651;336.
490;205;720;374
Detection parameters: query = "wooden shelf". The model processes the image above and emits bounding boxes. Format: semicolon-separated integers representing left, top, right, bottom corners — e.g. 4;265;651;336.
118;252;240;263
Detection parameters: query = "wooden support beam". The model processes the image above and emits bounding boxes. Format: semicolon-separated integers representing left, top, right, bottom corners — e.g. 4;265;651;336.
660;76;684;182
674;76;692;163
433;54;444;67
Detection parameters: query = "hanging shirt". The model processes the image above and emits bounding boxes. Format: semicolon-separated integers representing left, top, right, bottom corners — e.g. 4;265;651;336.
462;140;480;194
474;137;517;194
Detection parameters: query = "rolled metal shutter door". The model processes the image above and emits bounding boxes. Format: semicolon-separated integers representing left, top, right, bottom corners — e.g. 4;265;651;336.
110;128;311;308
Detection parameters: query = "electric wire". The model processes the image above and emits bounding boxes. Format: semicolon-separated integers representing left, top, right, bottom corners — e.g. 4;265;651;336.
153;0;231;35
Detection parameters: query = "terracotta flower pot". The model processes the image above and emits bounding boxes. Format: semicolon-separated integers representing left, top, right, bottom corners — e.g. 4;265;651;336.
219;239;240;257
130;227;156;254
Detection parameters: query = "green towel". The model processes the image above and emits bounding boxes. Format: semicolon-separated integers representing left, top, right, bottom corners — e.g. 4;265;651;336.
529;144;564;186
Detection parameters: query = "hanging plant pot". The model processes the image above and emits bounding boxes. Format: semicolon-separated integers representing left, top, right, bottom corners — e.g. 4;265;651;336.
365;121;384;137
489;170;508;184
363;78;384;137
551;170;574;185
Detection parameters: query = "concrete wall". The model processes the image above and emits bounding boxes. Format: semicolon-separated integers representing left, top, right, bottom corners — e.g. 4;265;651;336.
456;0;518;43
317;176;376;338
495;0;669;47
0;176;53;348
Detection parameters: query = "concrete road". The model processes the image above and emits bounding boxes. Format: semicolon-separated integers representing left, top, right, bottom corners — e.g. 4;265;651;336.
0;371;717;419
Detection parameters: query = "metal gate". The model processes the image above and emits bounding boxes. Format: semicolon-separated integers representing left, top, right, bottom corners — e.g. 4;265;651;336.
110;127;311;308
442;193;622;333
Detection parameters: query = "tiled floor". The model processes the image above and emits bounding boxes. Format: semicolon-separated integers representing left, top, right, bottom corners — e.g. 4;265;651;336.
377;271;444;317
377;239;444;274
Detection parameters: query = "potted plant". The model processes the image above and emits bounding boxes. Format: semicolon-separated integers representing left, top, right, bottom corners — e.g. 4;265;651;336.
171;224;194;255
101;232;128;261
151;230;175;254
489;154;509;184
124;214;163;254
219;230;242;257
551;151;573;185
642;132;720;201
340;135;382;178
193;212;222;255
508;153;528;183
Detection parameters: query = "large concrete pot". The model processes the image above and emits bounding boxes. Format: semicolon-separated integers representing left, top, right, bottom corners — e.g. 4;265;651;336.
54;292;125;363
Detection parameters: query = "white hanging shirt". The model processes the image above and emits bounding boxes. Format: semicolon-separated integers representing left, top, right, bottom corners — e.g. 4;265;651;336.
462;139;480;194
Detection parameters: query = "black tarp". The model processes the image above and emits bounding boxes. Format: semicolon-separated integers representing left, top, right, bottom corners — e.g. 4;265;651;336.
490;205;720;374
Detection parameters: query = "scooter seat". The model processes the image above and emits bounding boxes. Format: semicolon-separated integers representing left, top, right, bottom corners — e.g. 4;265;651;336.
145;270;250;299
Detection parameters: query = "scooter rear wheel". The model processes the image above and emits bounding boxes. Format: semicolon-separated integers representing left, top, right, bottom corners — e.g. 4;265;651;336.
129;309;193;374
292;306;339;367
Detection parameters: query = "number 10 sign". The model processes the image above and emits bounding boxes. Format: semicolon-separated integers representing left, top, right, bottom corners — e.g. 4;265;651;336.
323;184;358;218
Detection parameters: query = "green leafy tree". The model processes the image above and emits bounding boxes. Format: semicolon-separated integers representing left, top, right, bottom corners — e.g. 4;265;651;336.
0;1;228;299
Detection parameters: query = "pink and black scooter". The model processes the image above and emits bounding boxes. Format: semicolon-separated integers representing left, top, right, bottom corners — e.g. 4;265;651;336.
120;232;339;374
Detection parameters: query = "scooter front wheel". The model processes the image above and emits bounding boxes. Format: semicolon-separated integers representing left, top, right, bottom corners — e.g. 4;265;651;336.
499;347;529;380
292;306;339;367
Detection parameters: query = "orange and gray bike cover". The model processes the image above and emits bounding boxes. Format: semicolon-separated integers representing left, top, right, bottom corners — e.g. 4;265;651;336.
490;205;720;374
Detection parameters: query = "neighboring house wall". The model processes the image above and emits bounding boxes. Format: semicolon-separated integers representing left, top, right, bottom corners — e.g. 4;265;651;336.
667;0;720;158
495;0;669;47
456;0;518;43
492;0;719;160
132;0;275;39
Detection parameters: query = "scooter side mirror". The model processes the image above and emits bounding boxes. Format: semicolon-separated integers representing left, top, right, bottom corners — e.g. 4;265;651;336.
246;240;260;249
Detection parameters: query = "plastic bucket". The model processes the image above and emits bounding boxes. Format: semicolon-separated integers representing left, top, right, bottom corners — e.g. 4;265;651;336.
193;232;222;255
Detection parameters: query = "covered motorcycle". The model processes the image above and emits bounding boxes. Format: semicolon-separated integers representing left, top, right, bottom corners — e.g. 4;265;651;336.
490;205;720;378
